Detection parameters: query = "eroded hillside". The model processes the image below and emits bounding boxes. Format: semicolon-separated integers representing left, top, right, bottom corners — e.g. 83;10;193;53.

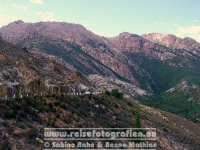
0;38;92;98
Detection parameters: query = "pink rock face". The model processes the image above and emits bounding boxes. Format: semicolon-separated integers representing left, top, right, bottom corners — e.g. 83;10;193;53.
108;32;177;60
142;33;200;54
0;21;200;96
0;21;140;83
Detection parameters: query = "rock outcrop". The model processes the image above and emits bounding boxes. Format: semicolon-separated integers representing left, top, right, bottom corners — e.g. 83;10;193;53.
0;38;93;98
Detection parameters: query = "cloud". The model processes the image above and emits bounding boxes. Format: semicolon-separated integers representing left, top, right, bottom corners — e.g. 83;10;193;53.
154;21;165;26
176;25;200;41
8;3;28;12
192;19;199;23
29;0;43;5
36;11;56;21
154;21;178;27
92;31;107;36
0;14;16;27
172;23;178;26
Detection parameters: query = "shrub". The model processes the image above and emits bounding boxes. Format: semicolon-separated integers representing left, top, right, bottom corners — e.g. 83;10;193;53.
104;89;111;96
0;139;11;150
111;89;123;99
135;113;141;128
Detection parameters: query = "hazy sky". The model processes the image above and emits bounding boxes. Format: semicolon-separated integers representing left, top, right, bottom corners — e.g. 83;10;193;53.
1;0;200;41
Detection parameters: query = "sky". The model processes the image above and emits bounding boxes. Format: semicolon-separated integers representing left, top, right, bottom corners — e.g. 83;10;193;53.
0;0;200;41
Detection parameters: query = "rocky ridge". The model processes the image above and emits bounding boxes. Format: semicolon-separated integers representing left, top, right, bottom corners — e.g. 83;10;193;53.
0;21;200;101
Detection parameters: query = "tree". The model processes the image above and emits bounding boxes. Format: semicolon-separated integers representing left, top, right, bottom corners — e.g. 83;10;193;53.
111;89;123;99
104;89;111;96
135;113;141;128
22;47;29;52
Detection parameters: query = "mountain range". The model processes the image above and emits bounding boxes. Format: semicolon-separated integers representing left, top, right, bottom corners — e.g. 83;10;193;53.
0;20;200;122
0;20;200;149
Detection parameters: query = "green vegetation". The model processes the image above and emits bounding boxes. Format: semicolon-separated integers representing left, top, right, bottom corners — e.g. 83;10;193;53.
0;94;139;148
131;55;200;123
0;94;134;128
103;90;142;129
0;139;10;150
103;88;124;99
141;92;200;122
134;112;141;128
128;54;200;93
111;89;123;99
141;57;200;93
104;89;111;96
1;91;200;148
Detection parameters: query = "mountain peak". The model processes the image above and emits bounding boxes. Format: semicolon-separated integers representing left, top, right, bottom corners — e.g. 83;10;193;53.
142;33;177;41
183;37;197;43
142;33;200;51
10;20;24;25
118;32;140;38
119;32;132;36
15;20;24;23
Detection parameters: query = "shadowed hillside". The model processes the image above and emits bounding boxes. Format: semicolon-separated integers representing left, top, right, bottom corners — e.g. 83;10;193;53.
0;94;200;149
0;38;93;99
